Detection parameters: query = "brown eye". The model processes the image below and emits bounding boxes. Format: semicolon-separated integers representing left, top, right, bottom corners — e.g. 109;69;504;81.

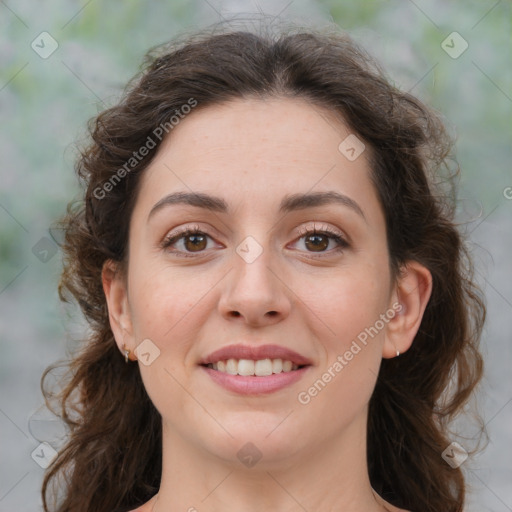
292;227;349;256
304;233;329;252
161;227;215;256
183;233;207;252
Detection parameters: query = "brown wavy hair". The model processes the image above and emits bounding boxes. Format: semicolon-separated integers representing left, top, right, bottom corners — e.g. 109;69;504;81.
41;22;486;512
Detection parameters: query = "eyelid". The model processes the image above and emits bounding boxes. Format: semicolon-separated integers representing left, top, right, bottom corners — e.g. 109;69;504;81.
290;223;349;256
160;222;349;257
161;223;215;247
162;222;219;240
295;222;346;240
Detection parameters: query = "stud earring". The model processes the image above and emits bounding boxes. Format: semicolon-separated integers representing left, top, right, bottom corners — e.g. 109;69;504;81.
396;348;400;357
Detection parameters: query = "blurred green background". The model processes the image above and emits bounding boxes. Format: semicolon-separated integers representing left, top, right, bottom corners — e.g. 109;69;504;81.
1;1;511;510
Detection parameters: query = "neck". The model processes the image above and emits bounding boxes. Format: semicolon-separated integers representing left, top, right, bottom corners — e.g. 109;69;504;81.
152;414;391;512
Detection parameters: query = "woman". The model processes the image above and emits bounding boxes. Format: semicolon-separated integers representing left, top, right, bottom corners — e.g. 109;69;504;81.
41;23;485;512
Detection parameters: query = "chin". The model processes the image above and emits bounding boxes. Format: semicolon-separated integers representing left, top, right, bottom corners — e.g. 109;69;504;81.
197;414;308;466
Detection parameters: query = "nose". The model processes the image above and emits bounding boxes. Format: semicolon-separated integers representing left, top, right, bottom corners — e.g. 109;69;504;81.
217;242;292;327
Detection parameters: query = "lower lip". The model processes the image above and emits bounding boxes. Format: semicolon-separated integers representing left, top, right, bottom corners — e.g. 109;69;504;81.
201;365;311;395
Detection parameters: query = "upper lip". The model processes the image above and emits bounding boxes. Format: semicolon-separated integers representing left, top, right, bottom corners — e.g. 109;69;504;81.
199;344;313;366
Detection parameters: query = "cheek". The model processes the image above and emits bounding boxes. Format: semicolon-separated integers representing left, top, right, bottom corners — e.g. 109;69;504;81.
296;274;386;424
306;267;389;416
128;269;207;415
128;262;203;337
305;266;390;349
299;354;380;434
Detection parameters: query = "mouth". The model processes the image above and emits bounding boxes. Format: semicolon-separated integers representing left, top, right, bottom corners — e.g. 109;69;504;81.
201;358;307;376
199;344;313;394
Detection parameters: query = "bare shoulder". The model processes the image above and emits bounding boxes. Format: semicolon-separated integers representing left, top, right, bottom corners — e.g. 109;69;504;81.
383;504;411;512
389;504;411;512
385;503;411;512
373;493;411;512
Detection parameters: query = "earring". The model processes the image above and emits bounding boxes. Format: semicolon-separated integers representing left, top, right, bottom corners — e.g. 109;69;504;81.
396;348;400;357
122;344;131;363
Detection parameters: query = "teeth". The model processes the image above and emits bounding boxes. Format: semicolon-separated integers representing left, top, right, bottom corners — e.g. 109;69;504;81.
209;358;300;376
225;359;238;375
237;359;255;376
255;359;273;376
272;358;283;373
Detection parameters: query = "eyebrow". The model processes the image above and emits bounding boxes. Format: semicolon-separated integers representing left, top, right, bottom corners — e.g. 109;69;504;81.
148;190;366;221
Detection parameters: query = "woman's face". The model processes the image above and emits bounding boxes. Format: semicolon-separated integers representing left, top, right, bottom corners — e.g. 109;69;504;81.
109;97;407;466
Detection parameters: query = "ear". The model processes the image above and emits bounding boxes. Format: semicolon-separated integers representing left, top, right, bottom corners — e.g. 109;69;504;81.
382;260;433;359
102;259;136;359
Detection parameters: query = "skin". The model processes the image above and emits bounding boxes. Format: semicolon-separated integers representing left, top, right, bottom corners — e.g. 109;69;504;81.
103;97;432;512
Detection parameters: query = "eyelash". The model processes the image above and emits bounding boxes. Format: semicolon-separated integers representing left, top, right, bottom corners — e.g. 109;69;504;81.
161;224;349;258
296;225;349;256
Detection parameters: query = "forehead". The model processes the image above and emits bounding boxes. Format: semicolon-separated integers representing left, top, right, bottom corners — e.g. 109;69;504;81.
133;97;379;219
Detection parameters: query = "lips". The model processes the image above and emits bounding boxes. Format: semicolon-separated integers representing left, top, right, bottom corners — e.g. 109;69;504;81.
199;344;313;367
